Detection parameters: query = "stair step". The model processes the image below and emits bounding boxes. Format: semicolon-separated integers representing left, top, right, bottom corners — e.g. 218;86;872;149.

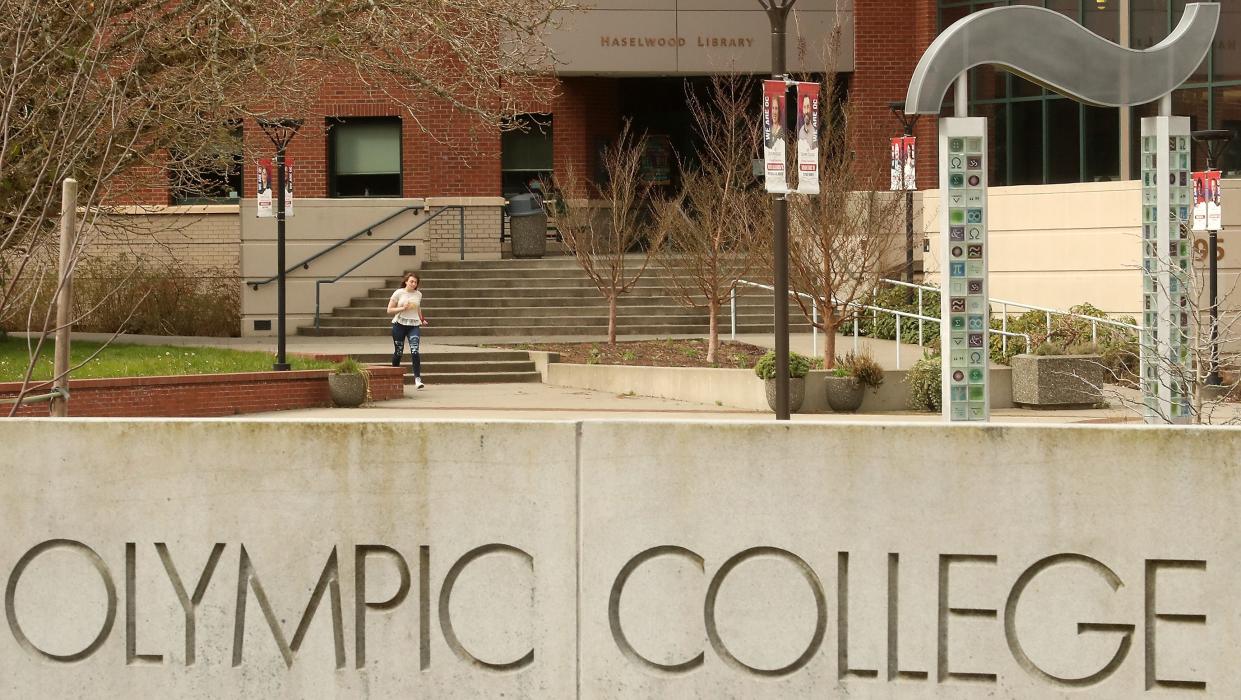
352;351;533;363
411;371;542;384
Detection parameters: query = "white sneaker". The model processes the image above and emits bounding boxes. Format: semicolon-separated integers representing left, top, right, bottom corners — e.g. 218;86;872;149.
414;378;425;390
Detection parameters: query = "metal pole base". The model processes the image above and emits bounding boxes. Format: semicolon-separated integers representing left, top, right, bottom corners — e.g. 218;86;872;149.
273;362;291;372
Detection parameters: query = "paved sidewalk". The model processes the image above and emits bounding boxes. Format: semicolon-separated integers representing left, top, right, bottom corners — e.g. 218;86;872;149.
246;381;1146;424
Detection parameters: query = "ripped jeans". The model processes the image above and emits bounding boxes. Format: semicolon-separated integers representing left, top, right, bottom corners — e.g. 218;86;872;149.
391;323;422;376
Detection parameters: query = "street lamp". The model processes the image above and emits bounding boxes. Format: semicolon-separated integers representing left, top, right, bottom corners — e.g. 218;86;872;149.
1190;128;1232;387
759;0;797;421
889;101;921;293
257;118;304;371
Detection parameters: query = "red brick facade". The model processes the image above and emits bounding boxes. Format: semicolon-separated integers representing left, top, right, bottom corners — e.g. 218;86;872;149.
120;3;941;204
0;366;405;418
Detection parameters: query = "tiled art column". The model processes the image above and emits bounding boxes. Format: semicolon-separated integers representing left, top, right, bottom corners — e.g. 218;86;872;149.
940;118;988;422
1139;116;1194;424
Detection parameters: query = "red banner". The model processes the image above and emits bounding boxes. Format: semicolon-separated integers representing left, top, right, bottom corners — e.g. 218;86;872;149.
794;82;820;194
762;80;787;193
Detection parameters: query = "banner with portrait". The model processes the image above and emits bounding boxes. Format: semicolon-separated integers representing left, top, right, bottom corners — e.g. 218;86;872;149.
256;159;274;218
762;80;788;194
1192;169;1221;232
890;136;917;191
793;82;820;195
284;160;295;218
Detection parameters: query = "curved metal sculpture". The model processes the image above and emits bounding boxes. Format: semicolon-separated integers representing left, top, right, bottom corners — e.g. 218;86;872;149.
904;3;1220;114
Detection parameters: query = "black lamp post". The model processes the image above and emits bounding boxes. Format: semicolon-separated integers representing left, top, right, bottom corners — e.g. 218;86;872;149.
760;0;796;421
1190;129;1232;387
257;118;304;371
889;101;921;295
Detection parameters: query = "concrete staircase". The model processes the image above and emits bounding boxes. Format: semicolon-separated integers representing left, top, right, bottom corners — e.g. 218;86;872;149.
351;350;541;385
299;257;811;338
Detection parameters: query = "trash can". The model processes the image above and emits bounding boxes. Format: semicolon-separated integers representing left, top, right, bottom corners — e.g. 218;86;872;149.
507;194;547;259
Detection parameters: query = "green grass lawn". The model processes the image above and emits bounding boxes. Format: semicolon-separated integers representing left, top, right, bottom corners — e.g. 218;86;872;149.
0;337;334;382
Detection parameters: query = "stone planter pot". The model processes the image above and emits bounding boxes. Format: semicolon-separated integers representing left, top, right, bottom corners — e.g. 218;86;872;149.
328;373;368;407
764;377;805;413
824;375;865;412
1011;354;1105;408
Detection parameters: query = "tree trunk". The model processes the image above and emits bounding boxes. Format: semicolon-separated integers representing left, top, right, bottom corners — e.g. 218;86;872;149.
707;300;719;364
608;294;618;347
823;306;837;368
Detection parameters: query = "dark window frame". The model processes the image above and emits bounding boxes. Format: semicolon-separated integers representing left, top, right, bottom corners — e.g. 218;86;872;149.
327;116;404;198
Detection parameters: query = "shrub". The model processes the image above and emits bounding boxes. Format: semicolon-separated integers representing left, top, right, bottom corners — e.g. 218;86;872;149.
905;353;941;412
855;284;940;347
753;350;812;379
1033;341;1065;356
835;350;885;388
2;255;240;337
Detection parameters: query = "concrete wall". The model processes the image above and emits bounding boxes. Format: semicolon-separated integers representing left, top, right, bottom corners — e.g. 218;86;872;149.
2;419;1240;697
546;363;1012;412
239;198;502;336
920;179;1241;319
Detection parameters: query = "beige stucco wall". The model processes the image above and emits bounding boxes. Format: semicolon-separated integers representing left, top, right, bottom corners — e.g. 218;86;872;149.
921;179;1241;319
3;418;1241;697
240;198;503;336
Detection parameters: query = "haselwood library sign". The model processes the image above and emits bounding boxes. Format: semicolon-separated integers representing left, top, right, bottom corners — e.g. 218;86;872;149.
3;420;1241;697
2;539;1210;691
599;35;756;48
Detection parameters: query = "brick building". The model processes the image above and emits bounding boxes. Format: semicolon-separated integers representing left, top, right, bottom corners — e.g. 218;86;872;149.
102;0;1239;334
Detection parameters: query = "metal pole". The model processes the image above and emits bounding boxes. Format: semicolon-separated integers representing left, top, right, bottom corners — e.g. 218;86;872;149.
459;206;466;261
766;0;794;421
274;142;290;371
51;178;77;417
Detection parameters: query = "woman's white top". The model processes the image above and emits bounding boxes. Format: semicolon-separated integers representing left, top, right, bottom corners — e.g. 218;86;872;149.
390;289;423;326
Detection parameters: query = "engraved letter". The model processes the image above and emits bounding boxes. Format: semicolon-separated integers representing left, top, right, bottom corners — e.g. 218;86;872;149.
705;547;827;678
156;542;225;666
232;545;346;669
126;542;163;665
1004;553;1134;687
5;539;117;662
838;552;878;680
608;545;704;674
887;553;928;681
438;544;535;671
354;545;411;669
937;554;997;684
1145;559;1207;691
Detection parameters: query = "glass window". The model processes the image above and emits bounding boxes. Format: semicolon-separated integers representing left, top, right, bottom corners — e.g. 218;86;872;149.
501;114;553;198
329;118;402;197
1009;100;1043;185
169;125;243;205
1082;105;1120;182
1217;3;1241;82
1212;85;1241;178
1046;97;1081;184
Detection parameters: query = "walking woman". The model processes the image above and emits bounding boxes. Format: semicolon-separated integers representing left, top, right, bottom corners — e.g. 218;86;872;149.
387;272;428;389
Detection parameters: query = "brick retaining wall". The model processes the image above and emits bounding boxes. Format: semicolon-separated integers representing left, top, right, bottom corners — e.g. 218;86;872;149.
0;365;405;417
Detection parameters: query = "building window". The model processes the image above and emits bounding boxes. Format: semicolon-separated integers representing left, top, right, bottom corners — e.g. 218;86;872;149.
169;125;243;204
501;114;553;198
329;117;402;197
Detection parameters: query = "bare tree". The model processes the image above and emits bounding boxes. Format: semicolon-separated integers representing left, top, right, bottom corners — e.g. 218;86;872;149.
0;0;571;406
653;74;768;363
785;53;905;368
550;122;658;346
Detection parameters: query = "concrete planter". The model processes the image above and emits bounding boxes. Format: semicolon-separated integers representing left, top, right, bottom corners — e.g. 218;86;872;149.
328;372;368;407
764;377;805;413
1011;354;1106;408
824;375;865;412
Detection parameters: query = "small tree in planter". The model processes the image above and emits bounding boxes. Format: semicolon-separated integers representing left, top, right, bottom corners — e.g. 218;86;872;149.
825;350;884;412
905;352;942;412
328;357;371;408
754;350;812;413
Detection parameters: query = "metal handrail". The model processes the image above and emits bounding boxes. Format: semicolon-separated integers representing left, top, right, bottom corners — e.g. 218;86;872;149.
313;207;461;329
248;205;427;290
730;279;1031;369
